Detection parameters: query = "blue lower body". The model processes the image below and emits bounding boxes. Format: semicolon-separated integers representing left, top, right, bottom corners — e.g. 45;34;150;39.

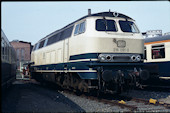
145;61;170;77
31;61;144;79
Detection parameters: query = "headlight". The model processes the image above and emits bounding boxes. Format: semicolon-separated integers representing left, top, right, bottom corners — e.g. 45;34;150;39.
99;55;106;61
136;55;141;61
106;55;112;61
131;55;136;61
101;56;105;61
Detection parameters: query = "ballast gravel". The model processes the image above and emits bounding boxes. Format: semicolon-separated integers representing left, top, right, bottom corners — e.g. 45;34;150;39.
60;91;129;112
121;89;170;104
60;89;170;112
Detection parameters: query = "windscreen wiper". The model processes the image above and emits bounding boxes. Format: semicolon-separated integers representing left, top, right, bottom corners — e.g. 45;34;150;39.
103;16;108;31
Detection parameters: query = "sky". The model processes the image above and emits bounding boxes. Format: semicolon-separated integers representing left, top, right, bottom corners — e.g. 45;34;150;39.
1;1;170;45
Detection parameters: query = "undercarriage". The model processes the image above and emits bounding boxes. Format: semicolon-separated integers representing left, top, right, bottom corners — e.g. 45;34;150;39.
31;66;149;94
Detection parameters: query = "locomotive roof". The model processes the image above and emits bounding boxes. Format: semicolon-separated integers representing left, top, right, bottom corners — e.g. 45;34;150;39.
38;11;134;43
144;35;170;43
90;12;133;20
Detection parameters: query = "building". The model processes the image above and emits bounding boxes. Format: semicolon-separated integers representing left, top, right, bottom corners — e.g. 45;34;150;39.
10;40;33;71
142;30;162;38
142;30;170;38
164;32;170;36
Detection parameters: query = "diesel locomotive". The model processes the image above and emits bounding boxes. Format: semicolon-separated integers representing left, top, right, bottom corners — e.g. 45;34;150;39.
30;10;149;94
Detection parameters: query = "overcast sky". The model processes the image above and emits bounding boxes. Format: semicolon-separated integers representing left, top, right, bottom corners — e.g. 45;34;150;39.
2;1;170;45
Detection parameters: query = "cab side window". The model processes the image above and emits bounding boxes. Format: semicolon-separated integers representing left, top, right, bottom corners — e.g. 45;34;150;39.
74;21;86;35
79;21;85;33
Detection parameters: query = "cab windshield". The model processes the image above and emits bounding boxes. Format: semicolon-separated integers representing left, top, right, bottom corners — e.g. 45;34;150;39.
96;19;117;32
96;19;139;33
119;20;139;33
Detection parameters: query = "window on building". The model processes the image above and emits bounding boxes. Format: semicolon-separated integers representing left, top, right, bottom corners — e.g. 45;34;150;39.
17;61;20;69
96;19;117;32
16;49;20;61
152;44;165;59
21;48;25;61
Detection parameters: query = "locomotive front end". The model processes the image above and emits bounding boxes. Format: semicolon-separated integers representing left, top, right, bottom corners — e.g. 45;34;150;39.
92;37;149;93
83;13;150;94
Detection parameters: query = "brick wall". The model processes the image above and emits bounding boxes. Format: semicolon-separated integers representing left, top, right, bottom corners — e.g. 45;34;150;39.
10;41;32;70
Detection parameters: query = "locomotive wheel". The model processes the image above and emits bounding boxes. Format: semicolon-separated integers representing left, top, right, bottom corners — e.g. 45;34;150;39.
114;71;125;94
71;76;79;90
78;80;89;93
62;74;70;89
62;73;80;90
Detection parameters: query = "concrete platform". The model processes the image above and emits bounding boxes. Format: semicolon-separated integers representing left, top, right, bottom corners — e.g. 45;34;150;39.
2;79;85;112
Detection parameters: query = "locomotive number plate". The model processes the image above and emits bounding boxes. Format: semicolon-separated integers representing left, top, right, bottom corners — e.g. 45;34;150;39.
113;48;129;52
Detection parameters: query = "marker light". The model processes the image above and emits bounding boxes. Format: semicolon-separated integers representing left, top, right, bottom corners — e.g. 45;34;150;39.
136;55;141;61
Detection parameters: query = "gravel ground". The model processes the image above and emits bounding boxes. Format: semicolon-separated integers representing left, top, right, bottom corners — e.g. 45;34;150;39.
61;90;170;112
60;91;129;112
121;89;170;104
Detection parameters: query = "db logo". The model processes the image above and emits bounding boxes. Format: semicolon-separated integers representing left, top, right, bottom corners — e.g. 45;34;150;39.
117;40;126;48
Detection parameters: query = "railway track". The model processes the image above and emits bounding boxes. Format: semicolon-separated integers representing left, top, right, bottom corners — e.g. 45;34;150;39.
131;97;170;109
28;79;170;112
83;95;137;111
61;90;170;112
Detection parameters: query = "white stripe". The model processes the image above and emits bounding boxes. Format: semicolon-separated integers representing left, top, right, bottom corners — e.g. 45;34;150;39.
35;70;97;73
36;70;64;72
68;70;97;72
68;59;98;62
159;77;170;80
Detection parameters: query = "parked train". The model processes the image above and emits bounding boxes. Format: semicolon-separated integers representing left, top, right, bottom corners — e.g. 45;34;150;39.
30;10;149;94
1;29;17;90
144;35;170;80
